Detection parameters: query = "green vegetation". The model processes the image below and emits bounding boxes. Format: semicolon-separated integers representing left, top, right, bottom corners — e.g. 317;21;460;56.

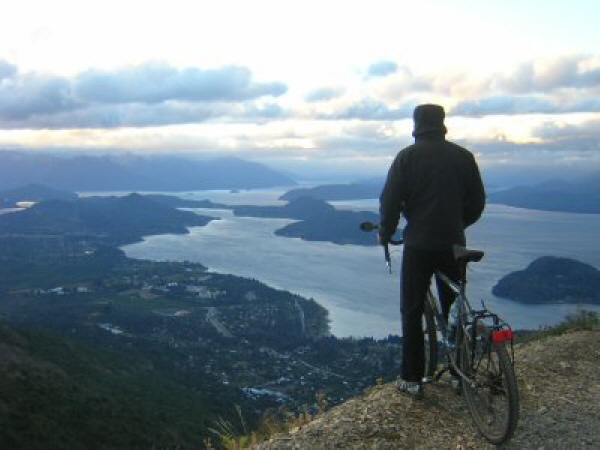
0;193;215;246
279;182;381;202
493;256;600;304
0;321;244;449
0;197;402;448
520;310;600;343
233;196;380;246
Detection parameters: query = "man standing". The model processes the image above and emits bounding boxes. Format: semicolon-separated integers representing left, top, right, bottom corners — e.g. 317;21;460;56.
379;104;486;397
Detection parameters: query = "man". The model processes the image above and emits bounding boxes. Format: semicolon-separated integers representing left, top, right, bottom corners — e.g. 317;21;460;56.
379;104;486;397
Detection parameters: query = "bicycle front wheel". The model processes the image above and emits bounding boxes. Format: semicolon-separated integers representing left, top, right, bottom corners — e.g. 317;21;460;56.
460;329;519;445
422;296;438;379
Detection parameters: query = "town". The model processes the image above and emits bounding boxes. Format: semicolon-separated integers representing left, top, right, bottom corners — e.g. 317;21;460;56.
0;234;402;413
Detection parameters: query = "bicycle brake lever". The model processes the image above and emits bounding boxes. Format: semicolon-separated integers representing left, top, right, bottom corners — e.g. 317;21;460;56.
384;244;392;274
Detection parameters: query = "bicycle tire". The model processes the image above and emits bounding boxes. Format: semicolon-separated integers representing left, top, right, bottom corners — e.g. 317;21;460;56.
460;328;519;445
422;297;438;379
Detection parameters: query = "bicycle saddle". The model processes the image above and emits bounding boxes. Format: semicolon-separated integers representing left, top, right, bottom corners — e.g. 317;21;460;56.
453;245;484;263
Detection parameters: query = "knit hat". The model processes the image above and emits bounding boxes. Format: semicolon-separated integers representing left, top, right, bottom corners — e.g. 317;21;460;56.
412;104;447;137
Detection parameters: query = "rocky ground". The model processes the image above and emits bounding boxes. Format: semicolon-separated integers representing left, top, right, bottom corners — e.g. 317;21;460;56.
252;330;600;449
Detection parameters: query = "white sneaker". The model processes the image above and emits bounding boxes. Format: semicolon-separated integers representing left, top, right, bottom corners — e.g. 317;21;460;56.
396;379;424;399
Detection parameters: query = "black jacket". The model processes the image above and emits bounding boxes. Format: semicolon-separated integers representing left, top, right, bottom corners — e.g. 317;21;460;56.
379;134;486;250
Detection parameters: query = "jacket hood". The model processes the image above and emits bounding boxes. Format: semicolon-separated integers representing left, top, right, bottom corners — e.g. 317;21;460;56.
412;104;447;137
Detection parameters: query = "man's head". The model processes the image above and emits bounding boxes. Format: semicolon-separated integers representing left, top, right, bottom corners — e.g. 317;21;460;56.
412;104;447;138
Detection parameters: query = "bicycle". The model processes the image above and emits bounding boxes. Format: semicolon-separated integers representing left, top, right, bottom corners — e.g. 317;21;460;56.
360;221;519;445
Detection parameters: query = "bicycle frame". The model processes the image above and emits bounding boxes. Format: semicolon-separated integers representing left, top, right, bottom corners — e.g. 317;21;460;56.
427;268;516;386
424;271;472;384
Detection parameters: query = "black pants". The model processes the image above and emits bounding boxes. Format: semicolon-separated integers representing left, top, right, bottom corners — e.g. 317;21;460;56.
400;245;460;382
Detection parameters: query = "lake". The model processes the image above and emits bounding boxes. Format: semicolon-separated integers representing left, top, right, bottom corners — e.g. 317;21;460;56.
121;189;600;338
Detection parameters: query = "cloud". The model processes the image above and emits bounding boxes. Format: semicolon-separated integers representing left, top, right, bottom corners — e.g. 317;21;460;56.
497;55;600;93
0;73;81;120
451;94;600;117
0;60;17;80
305;87;344;103
324;98;414;121
366;60;398;78
0;60;287;127
442;55;600;116
74;62;287;104
533;118;600;149
0;100;290;130
451;95;556;116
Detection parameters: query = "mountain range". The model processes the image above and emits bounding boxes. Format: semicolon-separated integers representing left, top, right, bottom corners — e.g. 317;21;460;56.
0;151;296;191
279;171;600;214
487;174;600;214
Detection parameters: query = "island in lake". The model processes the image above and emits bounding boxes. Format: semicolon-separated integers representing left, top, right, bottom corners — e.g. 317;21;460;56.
492;256;600;304
232;196;381;246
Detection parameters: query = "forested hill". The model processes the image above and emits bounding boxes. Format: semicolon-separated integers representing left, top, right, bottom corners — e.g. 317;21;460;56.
493;256;600;304
0;193;214;245
280;182;382;202
232;196;381;246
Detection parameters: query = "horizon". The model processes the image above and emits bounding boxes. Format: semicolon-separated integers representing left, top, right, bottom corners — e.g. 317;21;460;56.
1;1;599;181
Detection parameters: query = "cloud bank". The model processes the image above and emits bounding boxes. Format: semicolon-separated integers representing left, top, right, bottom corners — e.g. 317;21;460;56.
0;61;287;128
0;54;599;177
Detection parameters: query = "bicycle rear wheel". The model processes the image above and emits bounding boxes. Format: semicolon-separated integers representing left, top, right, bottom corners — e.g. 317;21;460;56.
460;327;519;444
422;297;438;379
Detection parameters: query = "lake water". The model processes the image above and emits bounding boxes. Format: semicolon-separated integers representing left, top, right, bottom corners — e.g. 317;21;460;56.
122;189;600;338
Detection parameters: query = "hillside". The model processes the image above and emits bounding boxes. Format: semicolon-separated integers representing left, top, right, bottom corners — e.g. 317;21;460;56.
0;321;244;449
0;193;214;245
253;329;600;449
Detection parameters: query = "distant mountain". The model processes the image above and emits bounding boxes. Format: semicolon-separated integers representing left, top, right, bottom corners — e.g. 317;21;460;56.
280;182;382;202
233;195;336;219
143;194;228;209
0;184;78;208
0;151;296;191
0;193;214;245
492;256;600;304
234;196;380;246
488;172;600;214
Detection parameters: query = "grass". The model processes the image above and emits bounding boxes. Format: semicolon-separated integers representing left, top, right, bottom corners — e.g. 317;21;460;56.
208;392;331;449
519;309;599;344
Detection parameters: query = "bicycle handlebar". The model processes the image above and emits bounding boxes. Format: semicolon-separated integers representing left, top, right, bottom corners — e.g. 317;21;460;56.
359;221;403;246
359;221;403;273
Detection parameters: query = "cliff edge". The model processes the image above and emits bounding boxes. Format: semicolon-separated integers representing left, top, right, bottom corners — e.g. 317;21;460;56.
253;330;599;449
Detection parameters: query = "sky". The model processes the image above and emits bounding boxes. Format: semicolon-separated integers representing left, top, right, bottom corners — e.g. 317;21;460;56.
0;0;599;181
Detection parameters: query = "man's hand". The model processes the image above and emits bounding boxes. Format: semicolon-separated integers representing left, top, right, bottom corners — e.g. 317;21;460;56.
378;233;390;246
